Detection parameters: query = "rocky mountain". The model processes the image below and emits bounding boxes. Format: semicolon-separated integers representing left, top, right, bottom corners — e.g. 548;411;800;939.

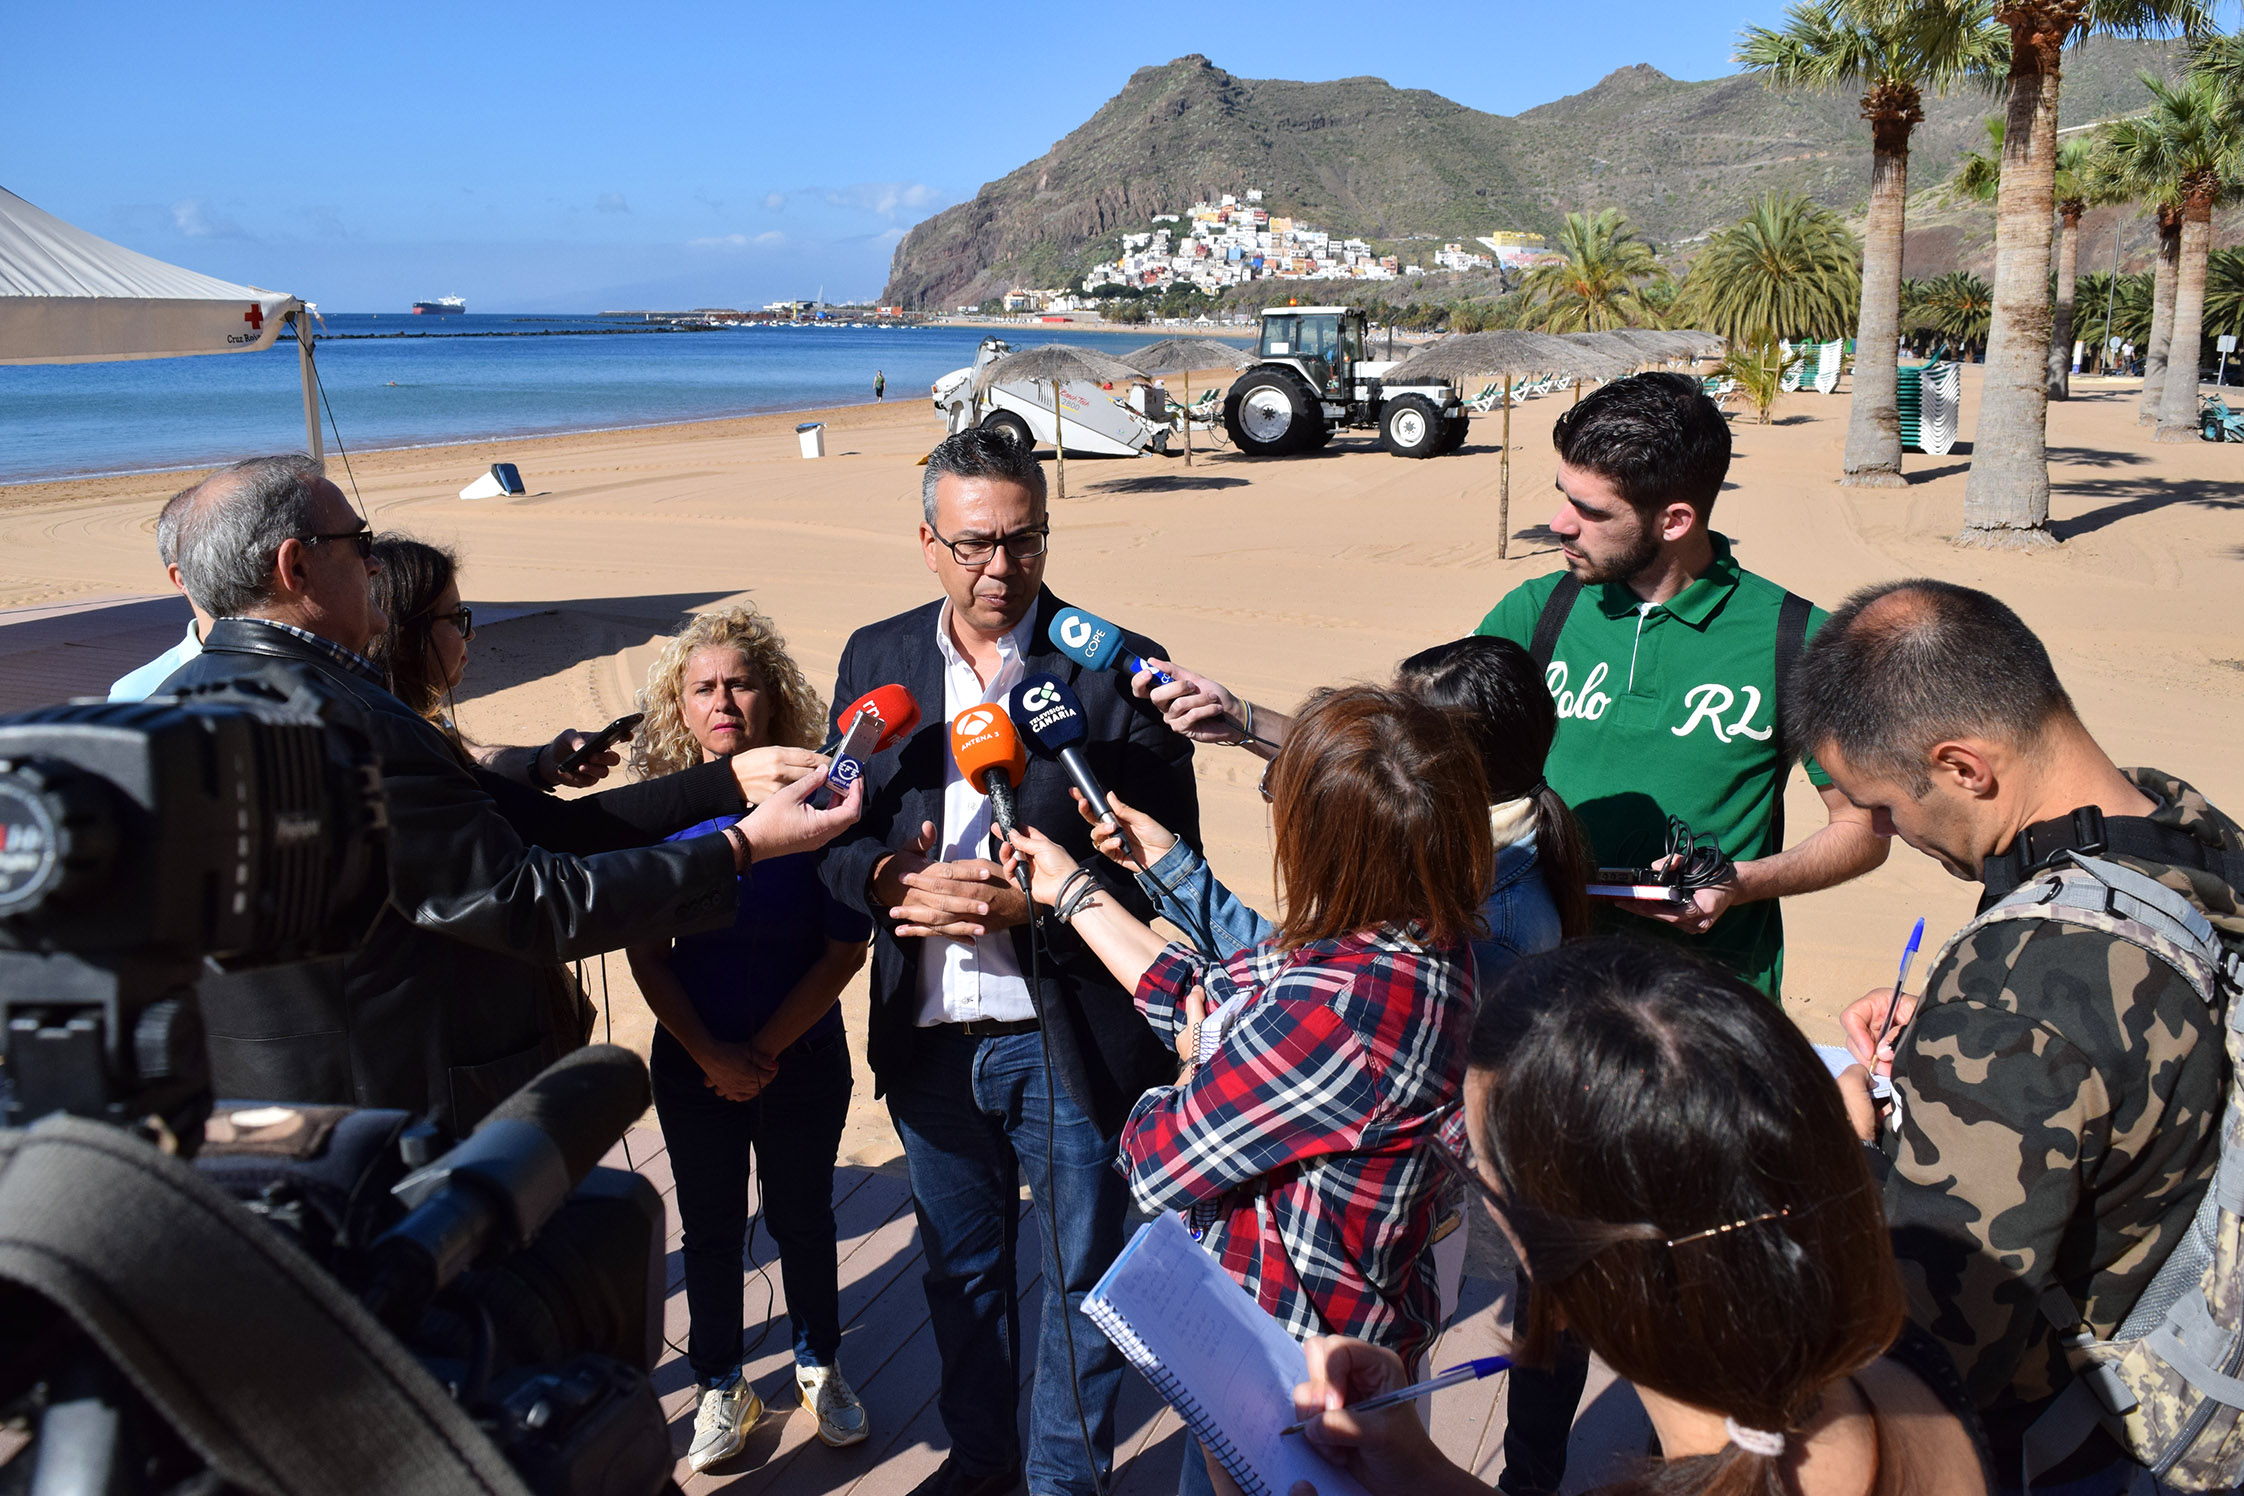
881;41;2180;309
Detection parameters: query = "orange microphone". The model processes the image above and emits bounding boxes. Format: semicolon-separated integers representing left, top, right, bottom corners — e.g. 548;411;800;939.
950;704;1031;890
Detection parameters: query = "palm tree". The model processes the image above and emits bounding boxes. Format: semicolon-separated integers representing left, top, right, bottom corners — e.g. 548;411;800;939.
1738;0;2004;487
1958;0;2207;552
1941;115;2008;205
2139;72;2244;440
1676;191;1863;345
1515;209;1672;331
1939;120;2099;396
1912;270;1998;353
2205;247;2244;364
2071;268;2155;357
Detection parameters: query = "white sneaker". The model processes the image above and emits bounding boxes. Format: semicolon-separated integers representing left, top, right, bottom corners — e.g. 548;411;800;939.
796;1362;869;1447
688;1372;763;1473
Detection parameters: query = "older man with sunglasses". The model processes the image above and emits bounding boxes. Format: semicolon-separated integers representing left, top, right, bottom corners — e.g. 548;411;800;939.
817;428;1201;1496
157;454;860;1135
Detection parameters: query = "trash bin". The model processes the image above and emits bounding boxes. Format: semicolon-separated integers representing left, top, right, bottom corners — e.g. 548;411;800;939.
797;422;825;459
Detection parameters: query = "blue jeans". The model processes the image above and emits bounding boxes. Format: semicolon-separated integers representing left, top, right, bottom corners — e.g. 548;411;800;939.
650;1026;853;1385
887;1027;1129;1496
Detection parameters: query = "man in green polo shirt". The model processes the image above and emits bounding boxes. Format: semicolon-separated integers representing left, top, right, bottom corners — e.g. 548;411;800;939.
1134;372;1887;997
1472;373;1886;993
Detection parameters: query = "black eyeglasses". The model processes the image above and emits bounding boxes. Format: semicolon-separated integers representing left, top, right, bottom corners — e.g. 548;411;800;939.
298;526;375;560
929;523;1049;569
426;605;474;640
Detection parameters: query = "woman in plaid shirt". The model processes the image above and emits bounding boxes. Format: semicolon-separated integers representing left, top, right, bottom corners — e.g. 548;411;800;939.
1007;685;1493;1373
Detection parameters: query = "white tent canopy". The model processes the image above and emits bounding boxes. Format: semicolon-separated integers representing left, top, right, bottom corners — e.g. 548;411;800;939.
0;186;322;458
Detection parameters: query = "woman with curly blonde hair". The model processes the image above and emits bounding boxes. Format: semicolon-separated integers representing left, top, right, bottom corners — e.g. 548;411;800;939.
632;606;828;777
625;603;875;1470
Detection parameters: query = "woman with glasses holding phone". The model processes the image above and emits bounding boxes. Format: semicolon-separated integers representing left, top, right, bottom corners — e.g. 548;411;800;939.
1268;940;1988;1496
1006;684;1490;1496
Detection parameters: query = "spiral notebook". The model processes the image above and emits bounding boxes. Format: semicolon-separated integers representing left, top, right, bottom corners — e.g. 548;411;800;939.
1083;1213;1371;1496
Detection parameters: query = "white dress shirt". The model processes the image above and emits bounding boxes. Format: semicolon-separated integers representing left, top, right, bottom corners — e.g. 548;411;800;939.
914;601;1039;1027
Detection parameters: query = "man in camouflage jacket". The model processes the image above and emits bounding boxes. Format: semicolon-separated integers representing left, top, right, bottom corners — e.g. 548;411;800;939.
1790;580;2243;1489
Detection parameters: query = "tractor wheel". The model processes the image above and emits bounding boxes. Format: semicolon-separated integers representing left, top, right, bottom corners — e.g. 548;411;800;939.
980;408;1034;451
1224;370;1317;456
1379;395;1445;458
1437;415;1469;454
1304;421;1335;450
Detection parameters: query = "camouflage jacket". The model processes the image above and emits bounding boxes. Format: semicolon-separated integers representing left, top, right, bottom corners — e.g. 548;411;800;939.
1881;769;2244;1462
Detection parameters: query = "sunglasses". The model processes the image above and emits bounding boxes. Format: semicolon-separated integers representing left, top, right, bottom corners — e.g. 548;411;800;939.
426;605;474;640
298;526;375;560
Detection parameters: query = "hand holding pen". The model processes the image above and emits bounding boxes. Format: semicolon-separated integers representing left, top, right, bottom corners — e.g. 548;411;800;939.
1277;1338;1502;1496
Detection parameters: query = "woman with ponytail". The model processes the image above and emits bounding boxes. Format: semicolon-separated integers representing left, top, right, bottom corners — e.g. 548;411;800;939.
1080;635;1584;981
1274;941;1989;1496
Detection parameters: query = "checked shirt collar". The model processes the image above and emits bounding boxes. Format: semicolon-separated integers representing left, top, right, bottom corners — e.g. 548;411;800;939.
224;616;386;688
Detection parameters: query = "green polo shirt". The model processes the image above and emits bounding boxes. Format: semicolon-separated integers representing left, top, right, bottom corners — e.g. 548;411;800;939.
1474;533;1828;995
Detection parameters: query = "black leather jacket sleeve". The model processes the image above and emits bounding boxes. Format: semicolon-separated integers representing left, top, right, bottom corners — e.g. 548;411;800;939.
477;759;745;856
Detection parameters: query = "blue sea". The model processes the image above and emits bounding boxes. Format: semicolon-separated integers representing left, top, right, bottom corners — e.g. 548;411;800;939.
0;316;1211;485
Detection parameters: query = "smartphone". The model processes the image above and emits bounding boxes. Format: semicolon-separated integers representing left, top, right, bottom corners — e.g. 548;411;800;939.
815;705;884;809
558;712;645;776
1587;867;1688;903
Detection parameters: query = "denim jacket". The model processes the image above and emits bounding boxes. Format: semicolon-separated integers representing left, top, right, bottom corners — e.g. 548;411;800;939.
1132;833;1563;980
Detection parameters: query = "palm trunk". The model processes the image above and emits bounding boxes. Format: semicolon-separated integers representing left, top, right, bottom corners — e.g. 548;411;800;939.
1959;8;2070;551
1842;109;1913;488
2139;209;2181;424
2048;205;2081;400
2154;195;2214;441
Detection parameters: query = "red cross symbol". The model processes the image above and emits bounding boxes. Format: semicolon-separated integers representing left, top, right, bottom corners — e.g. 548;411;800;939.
244;304;264;331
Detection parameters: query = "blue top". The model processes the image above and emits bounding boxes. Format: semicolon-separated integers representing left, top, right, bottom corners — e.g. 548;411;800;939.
662;817;873;1049
1133;833;1562;984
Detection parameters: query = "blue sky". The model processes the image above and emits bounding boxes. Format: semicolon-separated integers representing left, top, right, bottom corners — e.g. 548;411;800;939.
6;2;1795;313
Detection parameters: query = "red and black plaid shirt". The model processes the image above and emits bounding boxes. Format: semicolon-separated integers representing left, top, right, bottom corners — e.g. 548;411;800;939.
1118;925;1474;1367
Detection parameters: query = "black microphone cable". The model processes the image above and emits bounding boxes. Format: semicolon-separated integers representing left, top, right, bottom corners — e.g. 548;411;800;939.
1663;815;1738;891
1016;843;1112;1496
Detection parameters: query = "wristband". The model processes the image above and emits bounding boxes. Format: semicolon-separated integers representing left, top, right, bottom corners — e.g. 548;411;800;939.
723;822;752;869
529;743;560;790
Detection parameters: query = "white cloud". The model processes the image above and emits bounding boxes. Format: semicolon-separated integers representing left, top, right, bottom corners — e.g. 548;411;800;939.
763;191;787;211
687;230;786;251
170;197;249;239
595;192;630;214
805;181;944;221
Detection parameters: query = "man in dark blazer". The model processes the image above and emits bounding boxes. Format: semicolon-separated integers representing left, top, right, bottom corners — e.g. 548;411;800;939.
158;454;858;1132
819;428;1199;1496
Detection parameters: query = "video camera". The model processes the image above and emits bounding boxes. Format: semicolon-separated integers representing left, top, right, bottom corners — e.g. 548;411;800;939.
0;673;676;1496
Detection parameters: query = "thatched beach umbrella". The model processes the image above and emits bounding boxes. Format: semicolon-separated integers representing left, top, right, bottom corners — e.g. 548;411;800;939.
973;342;1143;501
1122;336;1253;466
1384;330;1629;558
1665;329;1727;359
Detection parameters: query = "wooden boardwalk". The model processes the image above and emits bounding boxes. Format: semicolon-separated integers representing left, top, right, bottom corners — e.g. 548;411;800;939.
601;1125;1651;1496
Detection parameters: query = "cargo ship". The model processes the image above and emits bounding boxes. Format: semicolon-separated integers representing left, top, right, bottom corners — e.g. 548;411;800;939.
411;296;467;315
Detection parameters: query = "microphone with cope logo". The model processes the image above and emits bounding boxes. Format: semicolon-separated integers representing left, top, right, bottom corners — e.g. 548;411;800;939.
1007;673;1116;830
949;701;1030;841
1047;606;1176;687
817;684;921;809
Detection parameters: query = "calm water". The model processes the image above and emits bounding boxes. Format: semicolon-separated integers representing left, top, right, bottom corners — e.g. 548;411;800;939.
0;317;1193;484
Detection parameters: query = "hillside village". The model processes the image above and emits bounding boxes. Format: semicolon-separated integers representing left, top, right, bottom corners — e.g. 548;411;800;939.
997;189;1557;313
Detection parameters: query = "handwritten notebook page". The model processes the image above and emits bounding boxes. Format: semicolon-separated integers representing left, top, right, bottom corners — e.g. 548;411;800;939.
1084;1212;1371;1496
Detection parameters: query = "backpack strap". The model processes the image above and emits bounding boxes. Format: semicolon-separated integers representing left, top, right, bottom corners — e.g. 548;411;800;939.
1770;591;1812;851
1526;574;1582;671
1982;805;2244;902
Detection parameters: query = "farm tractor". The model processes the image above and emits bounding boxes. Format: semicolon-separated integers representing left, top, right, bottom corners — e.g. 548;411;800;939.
1222;306;1465;459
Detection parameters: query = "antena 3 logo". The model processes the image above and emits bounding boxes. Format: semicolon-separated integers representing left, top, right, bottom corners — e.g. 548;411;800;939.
957;709;996;737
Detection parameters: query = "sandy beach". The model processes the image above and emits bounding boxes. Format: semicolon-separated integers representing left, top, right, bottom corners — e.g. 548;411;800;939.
6;369;2239;1169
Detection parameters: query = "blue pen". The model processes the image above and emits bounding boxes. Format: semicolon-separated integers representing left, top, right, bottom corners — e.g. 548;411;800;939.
1278;1356;1511;1436
1869;917;1926;1066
